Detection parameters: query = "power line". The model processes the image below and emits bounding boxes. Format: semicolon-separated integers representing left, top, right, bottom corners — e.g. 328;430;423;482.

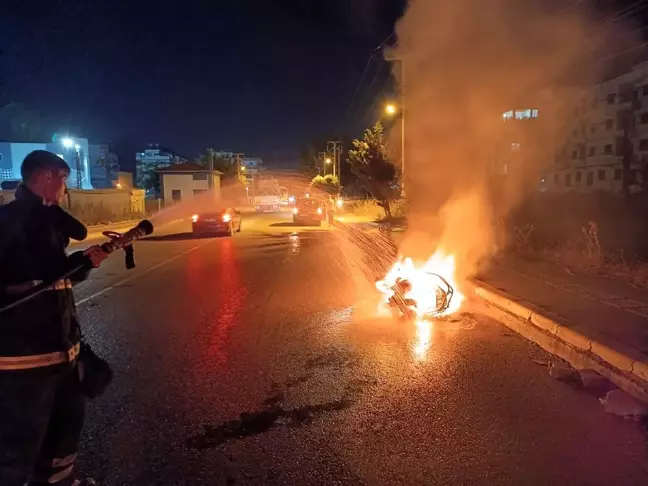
338;33;397;133
341;54;376;124
597;0;647;24
599;40;648;61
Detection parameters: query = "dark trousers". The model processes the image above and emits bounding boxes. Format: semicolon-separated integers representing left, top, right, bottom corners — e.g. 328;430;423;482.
0;364;86;486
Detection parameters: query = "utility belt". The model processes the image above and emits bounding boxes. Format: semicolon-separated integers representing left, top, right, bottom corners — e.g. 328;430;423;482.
0;342;80;371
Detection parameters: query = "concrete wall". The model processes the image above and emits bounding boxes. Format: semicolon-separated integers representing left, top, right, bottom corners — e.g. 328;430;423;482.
0;188;146;224
160;173;220;205
67;188;145;223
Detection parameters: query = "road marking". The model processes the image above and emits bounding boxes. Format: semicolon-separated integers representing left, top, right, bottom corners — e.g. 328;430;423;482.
76;239;214;306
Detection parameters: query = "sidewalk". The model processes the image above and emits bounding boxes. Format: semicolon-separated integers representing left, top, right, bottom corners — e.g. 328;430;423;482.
475;255;648;399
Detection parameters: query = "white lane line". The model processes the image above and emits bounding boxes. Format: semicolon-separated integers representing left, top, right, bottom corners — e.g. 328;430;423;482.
76;239;214;306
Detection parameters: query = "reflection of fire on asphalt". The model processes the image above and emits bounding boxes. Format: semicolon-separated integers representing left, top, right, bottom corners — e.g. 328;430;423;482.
375;250;464;320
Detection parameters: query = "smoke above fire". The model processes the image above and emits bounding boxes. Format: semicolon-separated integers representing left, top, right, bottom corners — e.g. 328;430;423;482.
387;0;633;282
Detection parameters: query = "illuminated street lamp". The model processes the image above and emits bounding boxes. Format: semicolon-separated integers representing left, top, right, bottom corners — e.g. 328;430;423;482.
385;101;405;194
325;157;332;164
385;103;398;116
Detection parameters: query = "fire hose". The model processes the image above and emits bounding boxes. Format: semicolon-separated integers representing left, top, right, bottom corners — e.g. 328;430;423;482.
0;219;154;314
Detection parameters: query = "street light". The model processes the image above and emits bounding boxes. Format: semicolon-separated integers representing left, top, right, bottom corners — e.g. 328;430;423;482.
325;157;332;164
385;101;405;195
385;103;398;116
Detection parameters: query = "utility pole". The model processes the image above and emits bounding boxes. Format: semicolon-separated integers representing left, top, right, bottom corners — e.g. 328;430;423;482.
207;148;215;190
327;141;342;178
234;153;244;178
327;141;342;194
75;148;82;189
319;152;327;175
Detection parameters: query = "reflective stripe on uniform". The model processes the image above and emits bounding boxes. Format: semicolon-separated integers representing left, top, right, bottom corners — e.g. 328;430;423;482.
52;453;78;469
0;343;80;371
4;278;72;295
46;464;74;484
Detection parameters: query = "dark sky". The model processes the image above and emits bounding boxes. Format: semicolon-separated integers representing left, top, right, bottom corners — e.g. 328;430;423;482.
0;0;405;167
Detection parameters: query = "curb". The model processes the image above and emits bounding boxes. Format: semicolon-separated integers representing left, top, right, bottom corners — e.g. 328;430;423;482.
472;280;648;402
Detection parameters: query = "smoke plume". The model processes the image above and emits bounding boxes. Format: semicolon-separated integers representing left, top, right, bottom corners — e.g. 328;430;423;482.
387;0;631;281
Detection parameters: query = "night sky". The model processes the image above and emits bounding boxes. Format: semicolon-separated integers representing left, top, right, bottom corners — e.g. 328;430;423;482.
0;0;405;168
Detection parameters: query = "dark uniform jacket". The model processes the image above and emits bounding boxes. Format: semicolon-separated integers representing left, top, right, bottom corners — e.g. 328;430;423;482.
0;186;90;357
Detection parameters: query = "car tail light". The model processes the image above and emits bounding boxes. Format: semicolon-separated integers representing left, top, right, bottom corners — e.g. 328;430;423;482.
191;214;199;222
222;213;231;223
293;207;299;214
317;207;322;215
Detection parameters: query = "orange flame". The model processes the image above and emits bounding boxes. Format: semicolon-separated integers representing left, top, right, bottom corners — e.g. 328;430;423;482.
375;249;465;319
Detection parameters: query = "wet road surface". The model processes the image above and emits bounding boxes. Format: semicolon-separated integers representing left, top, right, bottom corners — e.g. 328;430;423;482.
72;212;648;485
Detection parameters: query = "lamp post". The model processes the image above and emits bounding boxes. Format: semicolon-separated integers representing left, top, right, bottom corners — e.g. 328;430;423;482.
61;137;83;189
385;102;405;194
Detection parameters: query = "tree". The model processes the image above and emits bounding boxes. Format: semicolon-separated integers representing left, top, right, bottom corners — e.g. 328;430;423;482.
311;174;339;195
347;122;399;217
299;144;320;175
196;149;237;178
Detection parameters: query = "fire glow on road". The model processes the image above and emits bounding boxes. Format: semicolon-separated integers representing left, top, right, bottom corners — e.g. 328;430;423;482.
375;249;465;319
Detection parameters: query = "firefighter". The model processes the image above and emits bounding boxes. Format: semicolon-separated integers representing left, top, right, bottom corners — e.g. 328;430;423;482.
0;151;108;486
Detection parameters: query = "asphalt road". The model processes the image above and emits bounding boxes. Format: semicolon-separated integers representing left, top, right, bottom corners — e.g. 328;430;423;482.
69;211;648;485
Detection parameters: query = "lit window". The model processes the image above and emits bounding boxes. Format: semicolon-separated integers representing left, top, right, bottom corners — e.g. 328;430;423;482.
531;109;539;118
502;111;513;120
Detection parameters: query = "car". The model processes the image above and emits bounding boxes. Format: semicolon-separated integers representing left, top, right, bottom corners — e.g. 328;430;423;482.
292;197;325;226
191;209;242;236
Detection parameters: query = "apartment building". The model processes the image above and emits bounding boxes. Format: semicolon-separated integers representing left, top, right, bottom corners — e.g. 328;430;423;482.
551;62;648;194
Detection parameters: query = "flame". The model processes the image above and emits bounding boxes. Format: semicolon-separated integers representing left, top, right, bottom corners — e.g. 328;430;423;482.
375;249;465;319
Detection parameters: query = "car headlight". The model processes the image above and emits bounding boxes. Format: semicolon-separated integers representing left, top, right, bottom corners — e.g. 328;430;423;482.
222;214;231;222
191;214;199;223
293;207;299;214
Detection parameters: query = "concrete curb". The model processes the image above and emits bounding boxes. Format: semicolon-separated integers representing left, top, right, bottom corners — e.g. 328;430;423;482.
472;280;648;402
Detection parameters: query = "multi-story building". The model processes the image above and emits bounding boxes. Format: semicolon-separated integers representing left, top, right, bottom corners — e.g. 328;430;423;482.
550;62;648;194
135;144;184;193
241;157;263;177
89;143;120;189
0;136;93;189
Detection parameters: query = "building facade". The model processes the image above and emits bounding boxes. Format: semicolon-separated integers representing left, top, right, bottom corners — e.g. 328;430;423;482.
241;157;263;177
549;62;648;194
89;143;120;189
135;144;184;192
157;162;222;206
0;137;92;189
